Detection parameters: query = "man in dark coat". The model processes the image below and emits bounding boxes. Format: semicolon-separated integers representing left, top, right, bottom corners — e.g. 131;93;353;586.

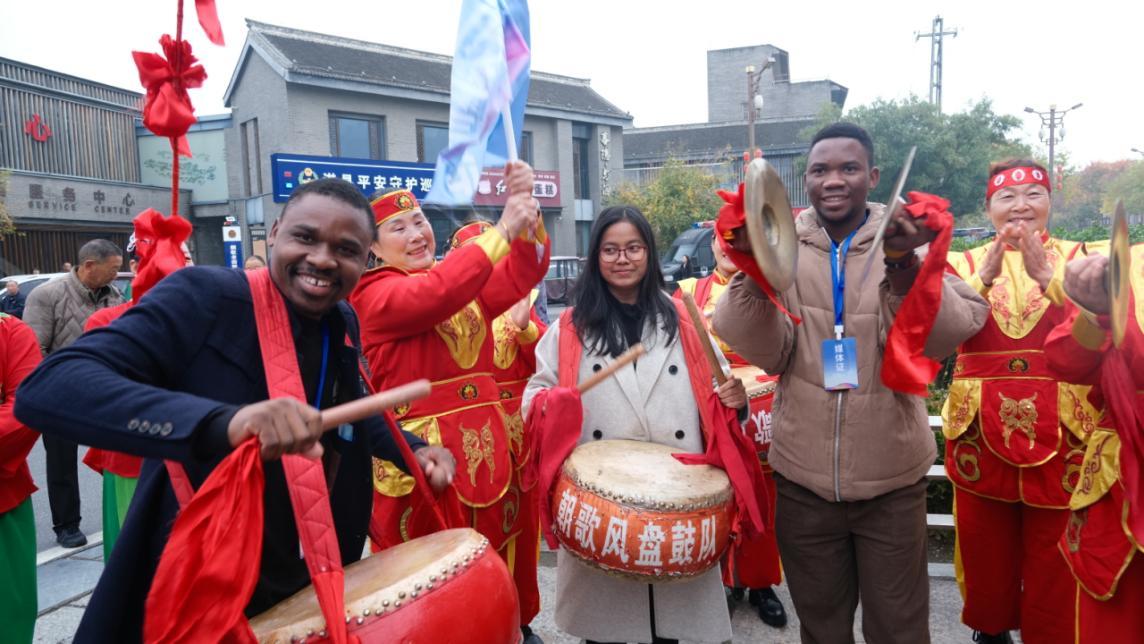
0;280;26;318
15;178;456;643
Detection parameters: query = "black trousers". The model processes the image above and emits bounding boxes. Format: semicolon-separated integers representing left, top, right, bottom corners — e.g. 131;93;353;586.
42;433;82;532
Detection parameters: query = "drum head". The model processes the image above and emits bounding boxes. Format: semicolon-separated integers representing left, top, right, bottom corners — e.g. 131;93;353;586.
564;439;731;509
730;365;776;398
250;528;485;640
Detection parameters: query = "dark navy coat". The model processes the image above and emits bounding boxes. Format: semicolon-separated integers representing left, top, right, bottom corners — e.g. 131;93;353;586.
16;266;426;643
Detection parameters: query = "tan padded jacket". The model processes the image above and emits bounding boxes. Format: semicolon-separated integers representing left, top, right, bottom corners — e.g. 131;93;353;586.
712;204;989;502
23;270;122;356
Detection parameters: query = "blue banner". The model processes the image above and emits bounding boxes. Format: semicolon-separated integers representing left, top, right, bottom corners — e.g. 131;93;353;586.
270;153;435;203
425;0;531;206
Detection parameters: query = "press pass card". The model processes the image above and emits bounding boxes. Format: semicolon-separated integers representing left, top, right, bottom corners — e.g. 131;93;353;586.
822;337;859;391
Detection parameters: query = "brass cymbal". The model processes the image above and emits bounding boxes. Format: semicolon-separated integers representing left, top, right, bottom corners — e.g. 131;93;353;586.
743;159;798;292
1110;199;1130;347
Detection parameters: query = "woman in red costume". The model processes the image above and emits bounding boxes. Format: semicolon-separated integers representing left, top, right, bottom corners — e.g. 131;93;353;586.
942;159;1092;644
351;161;550;643
1043;245;1144;643
673;230;787;628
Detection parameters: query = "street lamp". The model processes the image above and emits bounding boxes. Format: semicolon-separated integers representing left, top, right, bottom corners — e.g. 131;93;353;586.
1023;102;1083;194
746;56;776;155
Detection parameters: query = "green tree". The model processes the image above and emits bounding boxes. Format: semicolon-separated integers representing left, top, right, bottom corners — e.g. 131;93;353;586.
1057;160;1133;230
609;158;723;247
804;97;1030;220
1104;160;1144;214
0;170;18;240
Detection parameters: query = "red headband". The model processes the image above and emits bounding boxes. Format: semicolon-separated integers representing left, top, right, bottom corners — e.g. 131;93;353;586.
986;166;1051;201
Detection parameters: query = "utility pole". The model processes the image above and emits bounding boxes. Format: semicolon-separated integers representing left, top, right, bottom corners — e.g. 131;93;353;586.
1025;103;1083;203
915;15;958;112
745;57;776;156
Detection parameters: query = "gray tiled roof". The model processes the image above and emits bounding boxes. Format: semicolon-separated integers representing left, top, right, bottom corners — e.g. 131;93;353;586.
249;21;629;120
623;119;814;164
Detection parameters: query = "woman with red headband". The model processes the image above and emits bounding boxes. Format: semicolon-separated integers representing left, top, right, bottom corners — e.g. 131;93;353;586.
350;161;550;644
942;159;1092;643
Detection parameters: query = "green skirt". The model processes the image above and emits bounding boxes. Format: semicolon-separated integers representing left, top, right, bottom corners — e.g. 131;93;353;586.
102;471;138;561
0;498;37;643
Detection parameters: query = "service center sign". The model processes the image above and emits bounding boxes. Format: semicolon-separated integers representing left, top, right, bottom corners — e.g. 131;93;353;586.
271;153;560;207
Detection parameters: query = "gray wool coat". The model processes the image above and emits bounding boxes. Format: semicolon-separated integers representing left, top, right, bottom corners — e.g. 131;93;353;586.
522;309;734;644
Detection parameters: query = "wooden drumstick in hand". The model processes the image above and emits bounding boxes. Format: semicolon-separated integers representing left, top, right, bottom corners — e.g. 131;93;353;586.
577;344;645;394
321;379;431;430
682;293;727;386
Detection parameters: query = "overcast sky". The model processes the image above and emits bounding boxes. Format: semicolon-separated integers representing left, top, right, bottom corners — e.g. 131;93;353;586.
3;0;1141;168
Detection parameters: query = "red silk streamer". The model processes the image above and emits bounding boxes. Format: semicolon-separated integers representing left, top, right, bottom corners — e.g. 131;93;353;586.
194;0;225;45
668;299;767;538
144;440;263;644
526;385;584;548
714;183;801;325
130;209;192;303
879;191;954;396
1099;351;1144;540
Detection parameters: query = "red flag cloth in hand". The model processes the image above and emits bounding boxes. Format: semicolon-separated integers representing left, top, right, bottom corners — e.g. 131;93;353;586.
524;386;583;548
1100;350;1144;541
130;209;192;303
880;191;954;397
194;0;225;45
714;184;801;325
132;35;206;157
144;440;263;644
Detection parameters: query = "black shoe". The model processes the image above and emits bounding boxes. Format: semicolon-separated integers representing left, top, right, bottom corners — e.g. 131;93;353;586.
729;586;746;602
972;631;1013;644
56;526;88;549
749;587;787;628
521;624;543;644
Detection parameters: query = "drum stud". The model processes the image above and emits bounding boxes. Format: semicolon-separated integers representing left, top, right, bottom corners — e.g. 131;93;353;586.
394;600;402;608
382;600;390;608
429;574;437;582
427;582;434;590
398;591;407;599
415;583;422;591
356;617;365;625
363;609;371;616
412;590;419;598
307;630;315;638
345;616;351;624
319;631;327;638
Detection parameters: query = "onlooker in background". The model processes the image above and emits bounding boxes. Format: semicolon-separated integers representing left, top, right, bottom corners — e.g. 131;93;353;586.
61;262;72;272
244;255;266;270
23;239;123;548
1;281;26;319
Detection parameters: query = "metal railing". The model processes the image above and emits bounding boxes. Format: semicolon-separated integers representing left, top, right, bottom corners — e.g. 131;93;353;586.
926;415;954;530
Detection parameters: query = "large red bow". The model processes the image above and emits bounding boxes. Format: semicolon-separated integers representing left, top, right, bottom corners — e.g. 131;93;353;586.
131;209;192;303
880;191;954;396
132;35;206;158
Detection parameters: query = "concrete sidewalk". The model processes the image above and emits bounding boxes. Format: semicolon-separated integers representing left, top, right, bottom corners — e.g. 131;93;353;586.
33;544;1000;644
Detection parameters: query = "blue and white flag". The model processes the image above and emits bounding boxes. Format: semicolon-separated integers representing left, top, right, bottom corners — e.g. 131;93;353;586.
425;0;531;206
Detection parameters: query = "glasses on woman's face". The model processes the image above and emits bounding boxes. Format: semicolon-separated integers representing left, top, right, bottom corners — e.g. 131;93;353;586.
600;243;647;262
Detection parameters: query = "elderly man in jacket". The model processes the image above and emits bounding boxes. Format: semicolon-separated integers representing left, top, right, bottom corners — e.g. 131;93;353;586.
713;122;989;643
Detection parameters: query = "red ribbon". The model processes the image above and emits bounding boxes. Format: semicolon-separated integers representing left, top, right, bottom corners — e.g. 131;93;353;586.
194;0;225;46
525;386;584;548
880;191;954;396
130;209;192;303
1099;351;1144;540
132;35;206;158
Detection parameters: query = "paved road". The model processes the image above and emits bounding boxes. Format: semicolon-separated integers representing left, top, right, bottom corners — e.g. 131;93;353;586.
28;438;104;551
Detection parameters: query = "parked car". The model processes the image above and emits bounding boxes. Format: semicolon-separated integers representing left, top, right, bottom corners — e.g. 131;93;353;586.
544;256;583;305
661;223;716;288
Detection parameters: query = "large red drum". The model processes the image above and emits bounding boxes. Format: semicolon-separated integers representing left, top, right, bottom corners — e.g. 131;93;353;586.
550;439;734;581
249;528;520;643
732;366;777;462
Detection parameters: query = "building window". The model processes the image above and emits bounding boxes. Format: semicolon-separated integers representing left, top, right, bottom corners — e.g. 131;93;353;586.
329;112;385;160
576;221;592;257
241;118;262;196
572;124;591;200
417;121;449;163
519;131;533;166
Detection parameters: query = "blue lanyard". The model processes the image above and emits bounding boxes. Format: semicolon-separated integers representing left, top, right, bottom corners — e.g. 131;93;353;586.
313;321;330;411
828;223;864;339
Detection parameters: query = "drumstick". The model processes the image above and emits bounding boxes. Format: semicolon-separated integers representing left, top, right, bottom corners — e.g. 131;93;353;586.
321;379;432;430
682;293;728;386
577;344;645;394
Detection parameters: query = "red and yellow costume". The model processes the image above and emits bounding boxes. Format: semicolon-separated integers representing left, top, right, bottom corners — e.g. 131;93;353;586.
351;191;549;624
943;233;1092;642
675;272;782;591
1044;243;1144;643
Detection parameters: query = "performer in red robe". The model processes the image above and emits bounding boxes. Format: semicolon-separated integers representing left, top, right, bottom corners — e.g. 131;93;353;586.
351;161;550;643
674;229;787;627
82;211;192;561
1044;244;1144;643
448;219;548;634
942;160;1092;644
0;315;43;644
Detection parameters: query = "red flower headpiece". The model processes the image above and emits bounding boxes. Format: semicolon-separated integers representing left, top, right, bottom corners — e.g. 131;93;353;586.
371;189;421;226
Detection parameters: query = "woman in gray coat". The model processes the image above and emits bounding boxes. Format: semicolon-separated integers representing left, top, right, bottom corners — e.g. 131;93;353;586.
523;206;746;644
